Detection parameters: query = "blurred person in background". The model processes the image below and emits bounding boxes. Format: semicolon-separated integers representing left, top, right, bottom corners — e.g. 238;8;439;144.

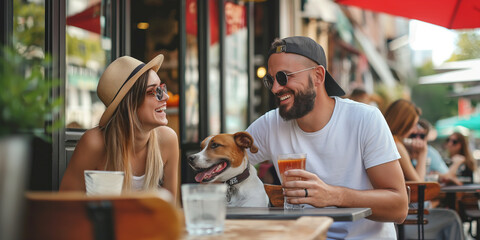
415;119;462;185
348;88;370;104
384;99;427;181
445;132;477;184
385;102;465;240
348;87;382;107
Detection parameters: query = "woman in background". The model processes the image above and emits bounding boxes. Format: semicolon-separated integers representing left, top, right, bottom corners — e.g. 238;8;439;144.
386;100;465;239
384;99;427;181
60;55;179;201
445;132;476;183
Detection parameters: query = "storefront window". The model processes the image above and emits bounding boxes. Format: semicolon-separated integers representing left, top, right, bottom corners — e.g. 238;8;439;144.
224;1;248;133
209;0;221;135
13;0;45;62
65;0;111;129
185;0;199;142
130;0;180;137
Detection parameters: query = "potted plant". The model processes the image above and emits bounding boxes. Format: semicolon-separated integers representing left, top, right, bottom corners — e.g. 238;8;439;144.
0;44;62;240
0;45;62;138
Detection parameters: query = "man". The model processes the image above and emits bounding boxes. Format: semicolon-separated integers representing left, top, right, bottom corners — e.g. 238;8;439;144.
246;36;408;239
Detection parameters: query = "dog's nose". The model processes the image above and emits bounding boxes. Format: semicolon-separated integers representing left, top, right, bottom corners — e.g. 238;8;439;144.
187;155;196;163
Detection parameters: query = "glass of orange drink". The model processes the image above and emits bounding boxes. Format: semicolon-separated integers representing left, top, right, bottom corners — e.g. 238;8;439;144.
277;153;306;209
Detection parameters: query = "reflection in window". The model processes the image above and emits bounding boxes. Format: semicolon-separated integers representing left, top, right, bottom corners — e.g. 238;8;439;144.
130;0;180;137
209;0;221;136
224;2;248;133
13;0;45;56
65;0;111;129
185;0;199;142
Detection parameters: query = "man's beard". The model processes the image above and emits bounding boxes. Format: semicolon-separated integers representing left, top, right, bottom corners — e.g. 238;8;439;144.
276;77;316;121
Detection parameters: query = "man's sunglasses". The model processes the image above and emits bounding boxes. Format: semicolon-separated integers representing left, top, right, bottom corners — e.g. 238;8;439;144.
263;66;317;90
409;133;426;139
147;83;167;101
446;138;459;145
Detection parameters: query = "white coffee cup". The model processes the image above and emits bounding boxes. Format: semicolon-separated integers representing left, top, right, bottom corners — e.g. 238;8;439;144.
84;170;124;196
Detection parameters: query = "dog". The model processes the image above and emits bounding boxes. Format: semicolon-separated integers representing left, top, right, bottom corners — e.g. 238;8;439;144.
187;131;269;207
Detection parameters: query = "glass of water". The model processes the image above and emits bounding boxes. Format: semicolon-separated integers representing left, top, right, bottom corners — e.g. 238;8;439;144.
181;183;227;235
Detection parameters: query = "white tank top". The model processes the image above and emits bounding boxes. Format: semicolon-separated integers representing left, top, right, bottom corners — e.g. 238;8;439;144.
132;174;145;191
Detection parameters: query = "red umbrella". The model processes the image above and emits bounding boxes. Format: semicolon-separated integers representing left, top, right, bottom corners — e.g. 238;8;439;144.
336;0;480;29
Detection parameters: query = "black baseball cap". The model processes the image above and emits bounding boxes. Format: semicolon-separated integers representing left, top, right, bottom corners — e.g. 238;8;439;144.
267;36;345;96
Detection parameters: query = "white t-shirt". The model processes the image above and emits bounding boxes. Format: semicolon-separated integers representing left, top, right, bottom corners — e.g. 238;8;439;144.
246;97;401;239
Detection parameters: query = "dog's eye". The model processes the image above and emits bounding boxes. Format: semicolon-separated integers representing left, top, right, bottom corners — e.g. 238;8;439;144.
210;142;220;149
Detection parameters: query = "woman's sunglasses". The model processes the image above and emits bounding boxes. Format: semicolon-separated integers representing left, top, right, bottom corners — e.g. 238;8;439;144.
408;133;426;139
147;83;167;101
446;138;459;145
263;66;317;90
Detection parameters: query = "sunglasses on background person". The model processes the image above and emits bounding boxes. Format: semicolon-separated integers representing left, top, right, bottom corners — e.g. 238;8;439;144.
446;137;459;145
408;133;426;140
263;66;317;90
147;83;167;101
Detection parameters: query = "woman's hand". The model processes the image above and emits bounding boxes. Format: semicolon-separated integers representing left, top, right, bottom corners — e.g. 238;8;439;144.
451;154;466;165
409;138;428;160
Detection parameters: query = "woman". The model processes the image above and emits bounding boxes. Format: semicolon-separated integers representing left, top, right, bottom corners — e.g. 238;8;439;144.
384;99;427;181
386;100;465;240
446;132;476;183
60;55;179;200
417;119;462;186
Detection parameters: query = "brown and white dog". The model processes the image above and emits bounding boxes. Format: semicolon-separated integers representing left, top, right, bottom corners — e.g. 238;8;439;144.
187;131;269;207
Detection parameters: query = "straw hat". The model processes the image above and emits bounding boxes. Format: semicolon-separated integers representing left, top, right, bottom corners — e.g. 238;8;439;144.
97;54;164;127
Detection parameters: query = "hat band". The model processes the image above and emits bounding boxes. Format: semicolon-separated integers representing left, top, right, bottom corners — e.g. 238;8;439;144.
109;63;145;105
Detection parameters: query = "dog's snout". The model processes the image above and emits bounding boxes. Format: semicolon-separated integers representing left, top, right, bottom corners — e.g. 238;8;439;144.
187;155;196;163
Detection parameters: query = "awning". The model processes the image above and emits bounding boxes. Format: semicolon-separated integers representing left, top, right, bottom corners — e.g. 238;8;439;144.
66;2;101;35
353;28;396;87
436;113;480;137
434;59;480;73
419;67;480;85
449;85;480;99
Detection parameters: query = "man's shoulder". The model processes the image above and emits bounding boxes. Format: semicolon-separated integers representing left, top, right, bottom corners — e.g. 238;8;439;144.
335;97;381;120
336;97;379;112
252;108;282;125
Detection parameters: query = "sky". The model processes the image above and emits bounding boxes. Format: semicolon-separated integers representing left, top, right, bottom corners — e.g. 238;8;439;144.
409;20;457;66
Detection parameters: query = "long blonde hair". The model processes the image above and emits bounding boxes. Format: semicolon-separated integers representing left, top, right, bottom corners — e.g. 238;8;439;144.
102;72;163;190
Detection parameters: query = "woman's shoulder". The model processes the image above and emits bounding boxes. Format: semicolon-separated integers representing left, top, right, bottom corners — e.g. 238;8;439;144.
78;127;105;151
155;126;178;145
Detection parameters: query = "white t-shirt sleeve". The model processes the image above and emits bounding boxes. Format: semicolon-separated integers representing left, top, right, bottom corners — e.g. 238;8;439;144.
361;107;400;169
246;113;271;165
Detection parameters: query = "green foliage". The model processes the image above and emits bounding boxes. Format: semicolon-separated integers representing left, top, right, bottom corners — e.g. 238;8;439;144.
66;33;106;66
0;45;62;139
411;84;457;124
448;31;480;61
415;60;435;77
374;84;406;113
13;0;45;51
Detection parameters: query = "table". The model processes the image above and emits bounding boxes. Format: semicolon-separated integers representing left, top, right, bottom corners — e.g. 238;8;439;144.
226;207;372;221
441;184;480;209
184;216;333;240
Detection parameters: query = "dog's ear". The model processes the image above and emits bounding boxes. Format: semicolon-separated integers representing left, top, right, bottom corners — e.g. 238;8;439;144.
233;132;258;153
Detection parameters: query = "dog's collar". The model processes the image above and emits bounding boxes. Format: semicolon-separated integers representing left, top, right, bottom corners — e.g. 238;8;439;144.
225;166;250;186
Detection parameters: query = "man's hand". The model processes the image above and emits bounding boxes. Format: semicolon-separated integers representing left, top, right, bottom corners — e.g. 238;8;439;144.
282;169;336;207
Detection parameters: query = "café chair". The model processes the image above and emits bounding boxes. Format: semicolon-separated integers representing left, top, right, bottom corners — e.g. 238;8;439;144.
457;193;480;239
397;181;440;240
264;184;284;207
24;191;183;240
